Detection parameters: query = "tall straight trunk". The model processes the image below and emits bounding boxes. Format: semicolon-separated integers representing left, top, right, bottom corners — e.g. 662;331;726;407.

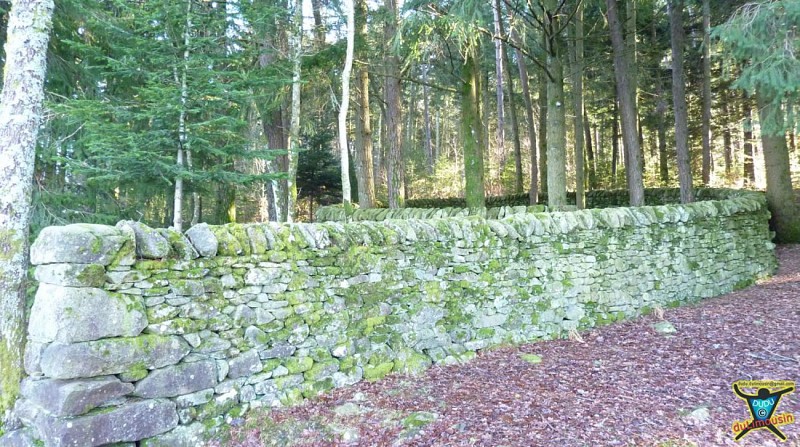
187;150;200;225
721;92;732;178
462;47;486;209
669;0;693;203
538;70;548;194
584;109;596;190
0;0;54;419
757;91;800;242
492;0;506;167
513;35;538;204
286;0;302;222
607;0;644;205
544;0;566;206
339;0;355;207
701;0;712;184
422;62;434;174
742;95;755;185
625;0;638;146
612;98;619;182
311;0;325;48
497;12;522;193
653;20;669;185
353;0;375;208
173;0;192;231
384;0;403;208
570;3;586;208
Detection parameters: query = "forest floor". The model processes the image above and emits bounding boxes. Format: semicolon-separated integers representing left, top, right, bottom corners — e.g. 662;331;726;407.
214;246;800;447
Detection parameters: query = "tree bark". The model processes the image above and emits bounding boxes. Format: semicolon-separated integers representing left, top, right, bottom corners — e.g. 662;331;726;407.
611;97;619;183
492;0;506;170
339;0;355;207
513;34;538;204
742;94;755;186
462;47;486;209
384;0;403;208
0;0;54;420
757;90;800;242
497;10;522;194
584;109;596;190
721;92;733;178
544;0;566;206
173;0;192;231
570;3;586;208
353;0;375;208
669;0;694;203
701;0;712;185
422;61;434;174
607;0;644;206
286;0;302;222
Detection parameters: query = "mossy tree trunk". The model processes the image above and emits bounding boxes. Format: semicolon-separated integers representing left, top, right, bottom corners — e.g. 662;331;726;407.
462;47;486;210
669;0;694;203
0;0;54;422
353;0;375;209
757;91;800;243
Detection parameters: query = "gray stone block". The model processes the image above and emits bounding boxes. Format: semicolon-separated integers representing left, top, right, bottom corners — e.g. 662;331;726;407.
34;263;106;287
30;224;130;266
29;284;147;344
185;223;218;257
140;422;207;447
33;399;178;447
21;376;133;417
0;428;38;447
116;221;171;259
133;360;218;398
40;335;190;379
228;349;263;379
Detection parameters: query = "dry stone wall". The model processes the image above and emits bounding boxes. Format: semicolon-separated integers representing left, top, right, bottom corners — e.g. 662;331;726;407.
5;190;777;446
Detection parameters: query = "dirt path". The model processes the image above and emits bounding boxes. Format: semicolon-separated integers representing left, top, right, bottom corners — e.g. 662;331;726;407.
218;246;800;447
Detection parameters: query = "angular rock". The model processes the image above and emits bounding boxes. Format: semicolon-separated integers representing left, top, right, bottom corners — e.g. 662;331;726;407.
33;399;178;447
140;422;206;447
116;221;171;259
28;284;147;344
184;223;218;257
0;428;37;447
24;341;46;376
156;228;199;260
245;267;282;285
34;263;106;287
228;350;263;379
40;335;191;379
31;224;129;266
21;376;134;417
134;360;218;398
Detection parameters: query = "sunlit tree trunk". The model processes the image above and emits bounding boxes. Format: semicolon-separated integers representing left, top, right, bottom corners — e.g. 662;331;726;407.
0;0;54;420
544;0;566;206
669;0;693;203
286;0;302;221
384;0;403;208
607;0;644;205
353;0;375;207
701;0;712;185
757;90;800;242
339;0;355;207
173;0;192;231
492;0;506;168
742;94;755;186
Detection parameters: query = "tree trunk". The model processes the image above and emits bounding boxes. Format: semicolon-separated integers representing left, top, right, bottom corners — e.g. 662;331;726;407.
353;0;375;208
492;0;506;170
757;91;800;242
607;0;644;206
584;109;596;190
570;3;586;208
742;94;755;186
311;0;325;48
173;0;192;231
721;92;733;178
544;0;567;206
538;61;548;194
384;0;403;208
612;98;619;183
422;61;434;174
0;0;54;419
339;0;355;208
669;0;693;203
285;0;302;222
701;0;712;185
497;11;522;194
514;35;538;204
462;47;486;209
654;15;669;186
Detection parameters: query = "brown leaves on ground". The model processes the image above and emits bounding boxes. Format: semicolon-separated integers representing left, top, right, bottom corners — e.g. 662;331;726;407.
218;246;800;447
